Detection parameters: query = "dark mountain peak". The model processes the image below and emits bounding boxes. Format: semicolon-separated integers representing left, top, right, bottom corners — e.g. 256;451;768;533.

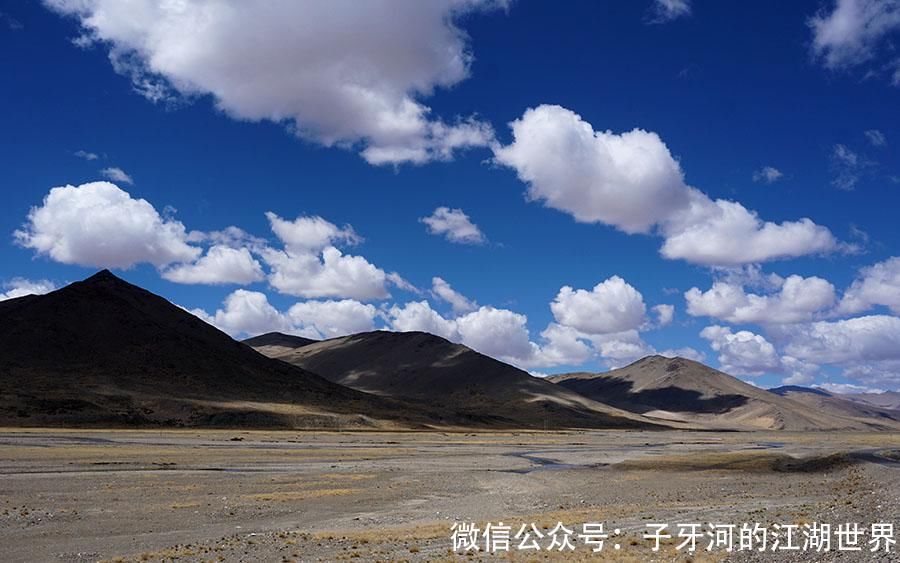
351;329;443;341
243;332;317;349
86;268;117;280
0;270;412;428
334;330;466;351
75;269;141;294
769;385;833;397
80;269;130;286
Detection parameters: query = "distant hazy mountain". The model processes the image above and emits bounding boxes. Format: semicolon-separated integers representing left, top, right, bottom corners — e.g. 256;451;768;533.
837;391;900;411
247;330;662;430
549;356;900;431
0;271;432;429
769;385;900;424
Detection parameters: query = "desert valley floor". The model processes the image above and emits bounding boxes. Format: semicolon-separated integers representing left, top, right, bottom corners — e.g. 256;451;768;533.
2;429;899;562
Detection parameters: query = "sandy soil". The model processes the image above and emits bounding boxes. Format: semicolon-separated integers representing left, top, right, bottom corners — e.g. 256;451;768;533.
1;429;898;562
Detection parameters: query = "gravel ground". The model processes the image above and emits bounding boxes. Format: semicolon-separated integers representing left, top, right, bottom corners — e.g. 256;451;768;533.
0;429;897;562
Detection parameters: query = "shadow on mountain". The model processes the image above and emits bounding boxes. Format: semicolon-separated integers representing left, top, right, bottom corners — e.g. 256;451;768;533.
0;270;459;429
769;385;832;397
551;356;900;431
247;330;661;430
558;377;749;415
242;332;317;349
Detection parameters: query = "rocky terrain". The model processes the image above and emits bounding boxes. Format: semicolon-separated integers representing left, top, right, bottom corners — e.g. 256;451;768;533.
1;429;898;562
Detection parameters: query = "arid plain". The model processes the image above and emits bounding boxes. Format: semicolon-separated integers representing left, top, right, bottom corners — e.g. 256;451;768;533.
4;274;900;562
2;429;899;562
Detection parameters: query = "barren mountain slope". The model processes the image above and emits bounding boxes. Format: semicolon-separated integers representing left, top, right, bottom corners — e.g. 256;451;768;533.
0;271;438;429
248;330;666;430
549;356;900;431
770;386;900;424
243;331;317;357
839;390;900;411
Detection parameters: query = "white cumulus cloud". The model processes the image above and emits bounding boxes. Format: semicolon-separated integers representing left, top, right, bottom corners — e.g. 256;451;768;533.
777;315;900;365
455;306;538;364
780;355;820;386
287;299;377;340
161;245;264;285
192;290;376;340
659;197;840;265
653;304;675;327
191;290;294;338
816;381;885;394
836;256;900;315
700;325;782;376
266;212;360;253
494;105;840;266
770;315;900;388
685;274;836;324
588;330;655;367
262;212;388;300
387;300;460;341
385;300;597;369
494;105;688;235
0;278;57;301
264;247;389;301
46;0;501;165
15;181;200;269
531;323;594;367
550;276;647;335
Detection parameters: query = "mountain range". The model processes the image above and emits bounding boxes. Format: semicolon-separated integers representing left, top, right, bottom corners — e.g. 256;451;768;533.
0;271;651;430
839;390;900;411
2;270;898;432
768;385;900;427
549;356;900;431
245;330;660;429
0;271;436;429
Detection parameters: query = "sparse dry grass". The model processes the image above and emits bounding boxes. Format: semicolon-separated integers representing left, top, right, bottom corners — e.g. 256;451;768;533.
314;521;452;543
243;488;360;502
3;428;897;562
169;501;201;509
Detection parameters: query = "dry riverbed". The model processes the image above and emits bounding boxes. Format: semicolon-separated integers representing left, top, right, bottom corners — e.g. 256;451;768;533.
1;429;898;562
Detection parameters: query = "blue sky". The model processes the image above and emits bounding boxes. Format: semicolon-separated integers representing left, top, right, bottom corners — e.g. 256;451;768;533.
2;1;900;392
